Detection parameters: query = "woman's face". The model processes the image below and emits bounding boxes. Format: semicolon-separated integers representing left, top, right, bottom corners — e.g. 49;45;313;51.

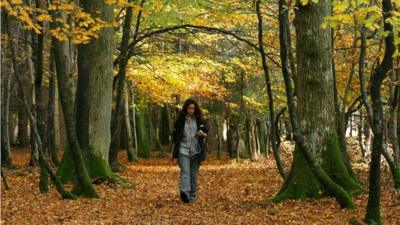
187;104;196;117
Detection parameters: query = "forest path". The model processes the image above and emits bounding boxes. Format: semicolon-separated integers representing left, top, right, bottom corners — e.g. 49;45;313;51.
1;148;399;224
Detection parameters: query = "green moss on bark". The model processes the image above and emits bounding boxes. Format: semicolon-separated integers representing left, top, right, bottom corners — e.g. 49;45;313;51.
390;165;400;189
321;134;364;196
274;133;362;203
88;152;113;178
57;146;75;184
273;146;321;202
57;147;113;184
136;111;150;158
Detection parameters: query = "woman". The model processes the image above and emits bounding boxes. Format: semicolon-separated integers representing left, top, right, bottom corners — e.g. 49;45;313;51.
172;98;208;203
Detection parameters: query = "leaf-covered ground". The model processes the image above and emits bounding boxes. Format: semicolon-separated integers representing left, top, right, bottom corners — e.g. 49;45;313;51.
1;144;399;225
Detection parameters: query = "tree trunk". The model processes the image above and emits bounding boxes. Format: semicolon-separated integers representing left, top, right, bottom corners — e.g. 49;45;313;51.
124;89;136;162
251;118;259;160
284;120;292;141
109;1;135;171
6;11;75;199
256;1;285;178
389;57;400;167
361;0;396;223
47;50;59;166
245;117;252;159
256;119;266;154
17;107;29;148
332;26;357;178
24;25;38;167
395;57;400;167
255;120;261;156
215;115;222;160
136;109;150;158
129;86;138;158
31;0;48;192
50;6;98;198
265;122;270;157
235;126;240;161
274;0;360;208
159;104;170;147
73;0;114;179
358;111;367;158
1;34;13;169
226;114;236;158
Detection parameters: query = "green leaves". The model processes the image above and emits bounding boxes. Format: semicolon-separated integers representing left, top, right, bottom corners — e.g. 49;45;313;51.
299;0;319;6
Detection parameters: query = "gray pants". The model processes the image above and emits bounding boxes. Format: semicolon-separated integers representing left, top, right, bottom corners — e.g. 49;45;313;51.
178;153;201;202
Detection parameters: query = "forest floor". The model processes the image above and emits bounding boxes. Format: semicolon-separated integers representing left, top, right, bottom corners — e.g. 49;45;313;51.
1;140;400;225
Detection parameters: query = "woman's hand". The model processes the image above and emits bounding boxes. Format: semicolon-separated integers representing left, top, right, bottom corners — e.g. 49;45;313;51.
196;130;207;137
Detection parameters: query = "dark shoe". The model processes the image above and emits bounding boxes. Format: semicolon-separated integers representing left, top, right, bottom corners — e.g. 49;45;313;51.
189;193;196;203
180;191;190;203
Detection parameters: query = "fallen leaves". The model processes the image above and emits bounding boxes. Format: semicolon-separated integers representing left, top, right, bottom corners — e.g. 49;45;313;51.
1;148;399;225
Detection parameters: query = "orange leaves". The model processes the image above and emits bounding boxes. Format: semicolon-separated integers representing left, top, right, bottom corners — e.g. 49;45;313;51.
1;0;42;33
126;54;228;106
1;0;115;44
2;148;400;224
48;1;113;44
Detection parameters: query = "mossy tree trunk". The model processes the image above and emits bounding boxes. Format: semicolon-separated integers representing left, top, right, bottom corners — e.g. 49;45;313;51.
159;104;170;147
136;109;150;158
331;27;358;181
7;11;75;199
50;6;98;198
274;0;361;206
71;0;114;180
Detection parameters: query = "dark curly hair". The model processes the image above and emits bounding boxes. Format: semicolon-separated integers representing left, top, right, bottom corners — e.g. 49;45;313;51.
177;98;205;123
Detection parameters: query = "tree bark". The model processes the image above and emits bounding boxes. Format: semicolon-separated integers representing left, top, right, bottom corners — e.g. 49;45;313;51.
31;0;48;192
332;27;357;179
109;0;136;171
362;0;397;223
358;110;367;158
256;118;266;154
215;115;222;160
23;22;38;167
47;50;59;166
6;11;75;199
256;0;285;178
389;57;400;168
274;0;360;208
50;6;98;198
1;29;13;168
17;108;29;148
129;86;138;158
72;0;114;179
136;108;150;158
159;104;170;147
